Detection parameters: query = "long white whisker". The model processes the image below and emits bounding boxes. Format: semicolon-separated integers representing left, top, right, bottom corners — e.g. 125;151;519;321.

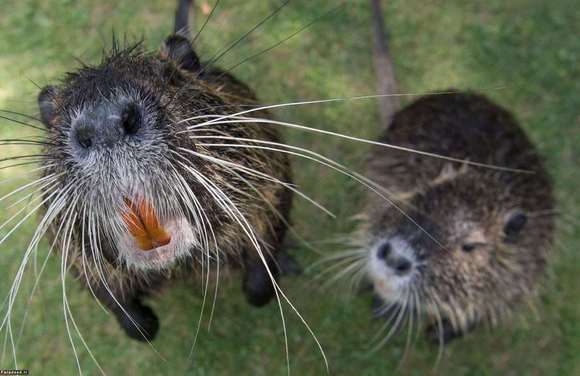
0;172;63;204
174;148;334;218
175;91;473;125
371;301;402;343
310;256;364;284
178;108;528;173
194;139;445;250
60;195;83;374
0;164;56;186
0;178;79;366
0;178;60;234
164;161;219;355
86;207;166;361
372;287;410;352
180;163;294;373
6;175;59;210
320;259;366;290
307;250;367;270
14;184;83;348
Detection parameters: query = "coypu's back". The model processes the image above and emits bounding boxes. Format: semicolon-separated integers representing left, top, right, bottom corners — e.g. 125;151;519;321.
367;92;552;200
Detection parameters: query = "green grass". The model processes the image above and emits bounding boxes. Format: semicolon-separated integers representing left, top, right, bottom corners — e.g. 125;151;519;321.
0;0;578;374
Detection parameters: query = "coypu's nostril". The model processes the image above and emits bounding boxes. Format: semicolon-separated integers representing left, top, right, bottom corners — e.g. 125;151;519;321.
121;103;141;136
393;258;412;275
385;255;412;276
74;122;95;149
377;243;391;260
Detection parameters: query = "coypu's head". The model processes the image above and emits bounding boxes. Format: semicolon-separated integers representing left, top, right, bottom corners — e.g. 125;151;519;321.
36;36;240;271
366;168;554;328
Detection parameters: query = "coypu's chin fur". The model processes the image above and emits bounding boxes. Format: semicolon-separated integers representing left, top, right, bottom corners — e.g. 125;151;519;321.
349;92;555;345
33;35;294;341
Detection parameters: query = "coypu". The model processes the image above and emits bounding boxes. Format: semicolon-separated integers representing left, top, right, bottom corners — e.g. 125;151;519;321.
31;0;296;342
329;0;555;345
363;91;555;344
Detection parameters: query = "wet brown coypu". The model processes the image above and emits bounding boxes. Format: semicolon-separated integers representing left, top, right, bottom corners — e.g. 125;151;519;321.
325;0;556;346
361;91;555;344
33;0;296;342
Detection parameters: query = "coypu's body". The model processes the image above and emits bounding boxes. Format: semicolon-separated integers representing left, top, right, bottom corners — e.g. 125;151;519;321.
363;92;554;343
36;28;293;340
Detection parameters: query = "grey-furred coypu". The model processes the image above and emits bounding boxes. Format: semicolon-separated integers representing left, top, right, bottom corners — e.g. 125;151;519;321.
34;0;296;342
342;0;555;345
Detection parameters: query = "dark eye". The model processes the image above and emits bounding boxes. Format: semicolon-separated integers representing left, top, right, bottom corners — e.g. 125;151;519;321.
462;243;478;253
503;210;528;238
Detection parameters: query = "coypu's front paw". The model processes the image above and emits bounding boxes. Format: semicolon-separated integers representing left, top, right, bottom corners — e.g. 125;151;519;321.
243;261;280;307
116;301;160;342
243;250;301;306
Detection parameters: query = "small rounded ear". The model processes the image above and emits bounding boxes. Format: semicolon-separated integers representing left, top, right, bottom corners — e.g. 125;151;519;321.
159;34;200;72
38;85;59;128
503;209;528;238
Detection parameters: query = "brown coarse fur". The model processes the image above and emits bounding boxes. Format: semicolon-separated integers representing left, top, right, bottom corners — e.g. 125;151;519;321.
36;36;293;340
362;91;555;342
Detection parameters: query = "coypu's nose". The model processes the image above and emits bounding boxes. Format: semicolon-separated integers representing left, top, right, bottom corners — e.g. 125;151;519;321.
71;102;142;151
377;242;413;276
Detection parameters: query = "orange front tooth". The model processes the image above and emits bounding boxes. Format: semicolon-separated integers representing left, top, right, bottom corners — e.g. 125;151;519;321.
139;199;171;247
134;235;155;251
122;197;171;251
121;200;148;237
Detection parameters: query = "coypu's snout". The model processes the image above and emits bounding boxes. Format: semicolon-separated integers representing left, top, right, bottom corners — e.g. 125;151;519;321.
34;45;217;270
70;101;143;154
370;237;418;280
367;236;421;305
367;212;440;303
